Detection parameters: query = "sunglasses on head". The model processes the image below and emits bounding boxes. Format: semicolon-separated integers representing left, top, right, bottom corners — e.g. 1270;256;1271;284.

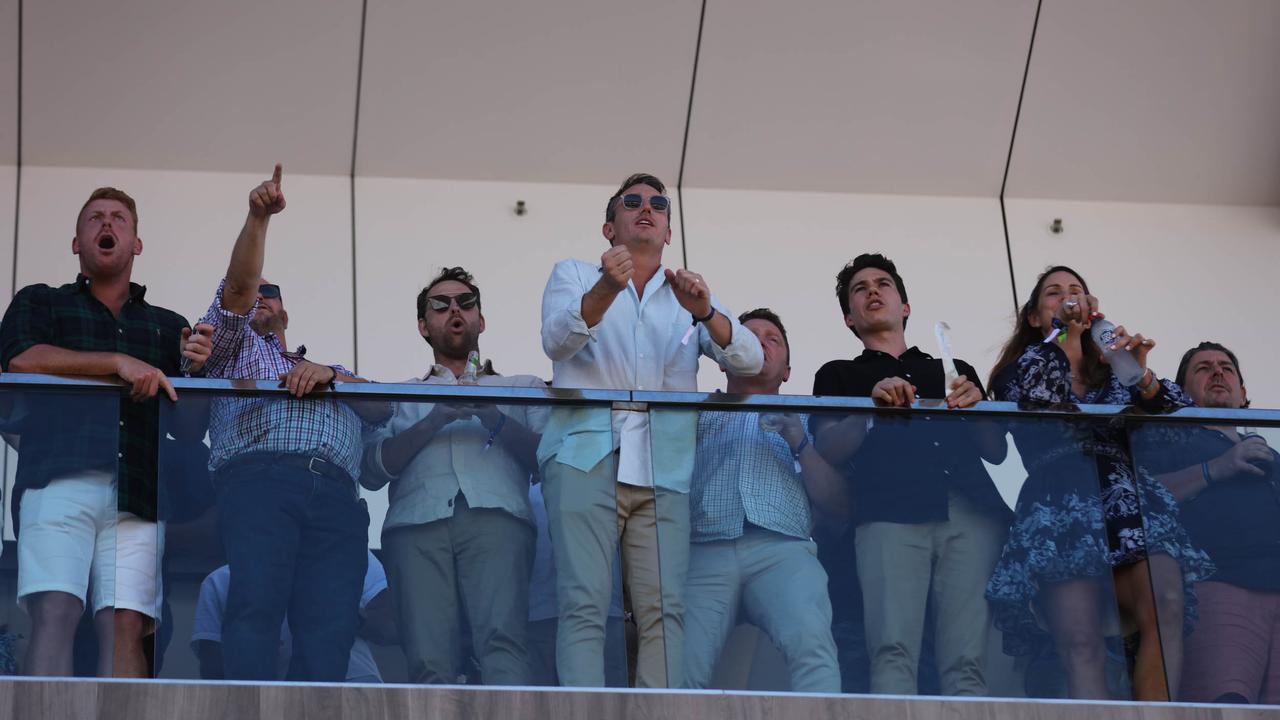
620;194;670;212
258;283;281;299
426;292;479;312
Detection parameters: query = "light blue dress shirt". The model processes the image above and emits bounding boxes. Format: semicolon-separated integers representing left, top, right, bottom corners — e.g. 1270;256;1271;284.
537;258;763;492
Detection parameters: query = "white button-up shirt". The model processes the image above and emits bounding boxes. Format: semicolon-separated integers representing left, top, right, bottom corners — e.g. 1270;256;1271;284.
361;365;548;531
539;258;763;490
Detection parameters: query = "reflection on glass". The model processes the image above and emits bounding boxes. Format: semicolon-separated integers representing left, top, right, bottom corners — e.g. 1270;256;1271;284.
684;407;843;692
0;388;120;678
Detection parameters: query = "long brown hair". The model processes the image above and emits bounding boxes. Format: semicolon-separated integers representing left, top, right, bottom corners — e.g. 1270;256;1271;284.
988;265;1109;393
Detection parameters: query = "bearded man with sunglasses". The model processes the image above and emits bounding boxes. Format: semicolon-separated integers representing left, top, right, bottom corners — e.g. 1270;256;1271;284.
539;173;763;688
197;164;389;681
361;266;546;685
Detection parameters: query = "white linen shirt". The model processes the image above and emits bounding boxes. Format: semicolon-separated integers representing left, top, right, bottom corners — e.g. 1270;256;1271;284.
538;258;763;490
361;366;547;532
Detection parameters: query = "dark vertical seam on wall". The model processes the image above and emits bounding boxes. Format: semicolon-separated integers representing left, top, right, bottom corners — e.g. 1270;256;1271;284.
349;0;369;372
11;0;23;300
675;0;708;270
999;0;1043;311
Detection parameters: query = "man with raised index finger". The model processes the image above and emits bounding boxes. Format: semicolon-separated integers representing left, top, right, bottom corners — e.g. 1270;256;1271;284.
197;164;390;682
0;186;213;678
539;172;763;688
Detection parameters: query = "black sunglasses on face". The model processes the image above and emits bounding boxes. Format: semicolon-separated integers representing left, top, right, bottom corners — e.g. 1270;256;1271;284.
620;194;670;212
427;292;479;312
258;283;281;299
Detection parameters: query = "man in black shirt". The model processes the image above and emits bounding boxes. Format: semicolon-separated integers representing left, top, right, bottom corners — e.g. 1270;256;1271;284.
811;253;1010;696
1143;342;1280;703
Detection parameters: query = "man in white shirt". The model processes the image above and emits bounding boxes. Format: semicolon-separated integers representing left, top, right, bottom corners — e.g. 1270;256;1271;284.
362;267;546;685
190;550;393;683
539;173;763;688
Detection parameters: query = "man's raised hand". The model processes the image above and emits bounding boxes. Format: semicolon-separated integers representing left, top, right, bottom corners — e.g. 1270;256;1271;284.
664;268;713;319
598;245;634;294
249;163;287;218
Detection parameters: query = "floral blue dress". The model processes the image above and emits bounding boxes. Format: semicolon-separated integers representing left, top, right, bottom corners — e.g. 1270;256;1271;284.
984;341;1214;657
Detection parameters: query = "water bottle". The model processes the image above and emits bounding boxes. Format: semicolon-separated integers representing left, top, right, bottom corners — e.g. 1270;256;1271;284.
459;350;481;386
1090;318;1145;386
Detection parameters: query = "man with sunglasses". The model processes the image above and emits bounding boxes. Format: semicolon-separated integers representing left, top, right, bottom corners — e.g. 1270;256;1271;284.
361;266;546;685
540;173;763;688
197;164;389;682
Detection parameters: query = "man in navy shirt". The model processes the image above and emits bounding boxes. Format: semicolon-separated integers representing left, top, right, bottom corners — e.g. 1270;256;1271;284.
1144;342;1280;704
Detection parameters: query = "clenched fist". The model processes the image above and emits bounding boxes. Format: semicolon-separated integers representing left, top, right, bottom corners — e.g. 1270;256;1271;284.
598;245;634;294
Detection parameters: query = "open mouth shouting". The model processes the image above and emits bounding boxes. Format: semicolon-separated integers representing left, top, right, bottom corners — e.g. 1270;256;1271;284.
96;232;118;251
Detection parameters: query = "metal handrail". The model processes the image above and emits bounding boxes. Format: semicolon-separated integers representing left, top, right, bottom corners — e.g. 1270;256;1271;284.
0;372;1277;426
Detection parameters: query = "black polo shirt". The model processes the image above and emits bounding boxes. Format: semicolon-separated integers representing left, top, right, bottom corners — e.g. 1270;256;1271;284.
812;346;1011;526
1137;425;1280;591
0;275;190;524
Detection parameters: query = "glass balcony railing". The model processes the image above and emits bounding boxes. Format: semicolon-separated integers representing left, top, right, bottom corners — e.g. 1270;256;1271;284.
1;373;1276;705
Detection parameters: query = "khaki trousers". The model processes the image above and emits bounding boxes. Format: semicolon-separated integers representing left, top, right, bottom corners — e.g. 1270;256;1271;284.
543;455;689;688
856;492;1005;696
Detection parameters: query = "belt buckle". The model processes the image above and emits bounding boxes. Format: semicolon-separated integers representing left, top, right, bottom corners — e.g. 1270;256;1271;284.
307;456;324;475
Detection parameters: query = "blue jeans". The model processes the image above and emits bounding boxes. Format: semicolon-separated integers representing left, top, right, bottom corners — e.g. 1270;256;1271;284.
217;456;369;681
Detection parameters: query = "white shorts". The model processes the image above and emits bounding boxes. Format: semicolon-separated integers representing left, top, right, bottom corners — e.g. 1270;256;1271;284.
17;471;165;619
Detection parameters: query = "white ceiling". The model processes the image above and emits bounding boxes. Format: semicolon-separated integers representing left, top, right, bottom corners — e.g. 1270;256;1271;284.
21;0;362;175
681;0;1037;196
1005;0;1280;205
355;0;701;185
6;0;1280;205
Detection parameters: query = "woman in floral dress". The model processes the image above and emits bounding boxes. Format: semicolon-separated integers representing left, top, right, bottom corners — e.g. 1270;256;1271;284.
984;265;1212;701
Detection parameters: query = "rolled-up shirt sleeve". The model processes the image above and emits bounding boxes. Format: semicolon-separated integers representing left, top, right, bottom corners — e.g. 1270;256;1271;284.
698;296;763;377
199;279;260;378
541;259;595;362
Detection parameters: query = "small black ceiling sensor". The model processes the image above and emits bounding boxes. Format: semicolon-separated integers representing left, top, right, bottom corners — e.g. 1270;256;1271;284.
515;200;527;216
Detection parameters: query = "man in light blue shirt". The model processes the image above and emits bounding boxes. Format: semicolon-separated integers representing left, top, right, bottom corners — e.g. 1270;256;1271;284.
686;308;847;692
539;173;763;688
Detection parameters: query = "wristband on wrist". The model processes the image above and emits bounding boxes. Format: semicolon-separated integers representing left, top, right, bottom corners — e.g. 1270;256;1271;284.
328;365;341;386
691;307;716;324
790;435;809;473
483;413;507;451
1201;460;1214;486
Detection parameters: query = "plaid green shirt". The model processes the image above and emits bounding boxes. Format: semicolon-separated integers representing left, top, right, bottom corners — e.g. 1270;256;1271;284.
0;275;190;523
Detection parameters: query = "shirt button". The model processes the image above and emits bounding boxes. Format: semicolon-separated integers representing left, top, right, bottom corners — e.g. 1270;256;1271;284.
119;420;125;427
117;328;123;334
943;470;951;476
117;452;124;459
933;441;940;447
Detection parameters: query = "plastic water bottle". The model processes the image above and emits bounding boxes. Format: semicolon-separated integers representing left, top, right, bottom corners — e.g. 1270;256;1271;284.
1090;318;1145;386
459;351;481;386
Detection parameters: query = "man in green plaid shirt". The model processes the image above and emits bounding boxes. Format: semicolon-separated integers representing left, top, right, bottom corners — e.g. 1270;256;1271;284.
0;187;212;678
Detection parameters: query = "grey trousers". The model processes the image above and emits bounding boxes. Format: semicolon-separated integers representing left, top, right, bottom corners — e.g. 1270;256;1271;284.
684;526;840;692
381;494;534;685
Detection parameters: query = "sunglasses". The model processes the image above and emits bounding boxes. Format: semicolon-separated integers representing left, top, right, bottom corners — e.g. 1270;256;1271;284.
426;292;479;312
620;194;670;213
258;283;282;299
